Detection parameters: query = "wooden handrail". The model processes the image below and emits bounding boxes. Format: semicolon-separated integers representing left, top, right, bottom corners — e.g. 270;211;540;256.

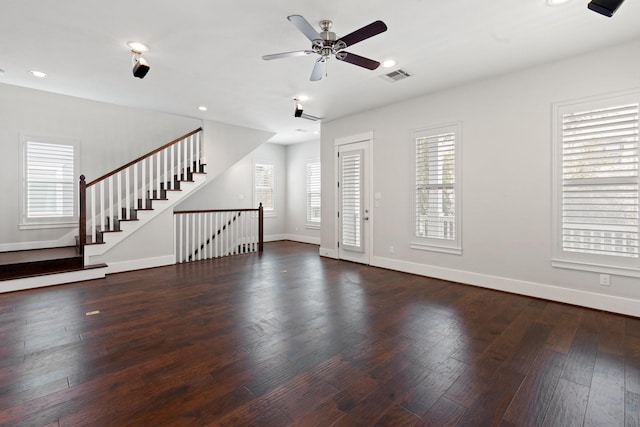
87;127;202;187
174;208;259;214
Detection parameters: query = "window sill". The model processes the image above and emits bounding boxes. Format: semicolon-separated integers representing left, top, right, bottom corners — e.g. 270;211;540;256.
19;221;77;230
410;242;462;255
305;223;320;230
552;259;640;278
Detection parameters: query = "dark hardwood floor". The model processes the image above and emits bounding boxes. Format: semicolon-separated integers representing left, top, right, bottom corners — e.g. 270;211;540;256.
0;241;638;426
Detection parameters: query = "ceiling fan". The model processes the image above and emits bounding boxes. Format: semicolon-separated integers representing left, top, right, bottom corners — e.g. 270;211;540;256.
262;15;388;81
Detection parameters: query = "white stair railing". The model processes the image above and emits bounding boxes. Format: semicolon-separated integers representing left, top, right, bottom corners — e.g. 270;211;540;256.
79;128;203;253
173;205;264;263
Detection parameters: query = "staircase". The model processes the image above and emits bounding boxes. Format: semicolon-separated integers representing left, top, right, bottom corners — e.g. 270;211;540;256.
0;128;207;292
80;128;207;267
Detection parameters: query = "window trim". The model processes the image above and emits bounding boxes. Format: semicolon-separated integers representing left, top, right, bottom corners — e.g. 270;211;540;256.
253;160;276;217
19;134;80;230
305;159;321;228
551;90;640;277
411;122;463;255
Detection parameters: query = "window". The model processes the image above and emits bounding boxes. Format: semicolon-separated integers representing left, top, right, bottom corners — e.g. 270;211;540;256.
254;162;275;213
412;123;462;254
306;160;321;225
21;136;79;229
553;92;639;276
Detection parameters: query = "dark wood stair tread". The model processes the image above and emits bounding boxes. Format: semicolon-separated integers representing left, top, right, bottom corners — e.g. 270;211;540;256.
0;246;85;281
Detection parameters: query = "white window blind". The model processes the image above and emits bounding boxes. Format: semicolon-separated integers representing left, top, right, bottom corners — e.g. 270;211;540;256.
255;163;275;211
415;131;456;241
341;151;363;250
25;140;75;220
306;161;321;223
560;102;639;259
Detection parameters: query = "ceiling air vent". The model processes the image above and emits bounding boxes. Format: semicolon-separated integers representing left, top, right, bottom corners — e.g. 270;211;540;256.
381;68;411;83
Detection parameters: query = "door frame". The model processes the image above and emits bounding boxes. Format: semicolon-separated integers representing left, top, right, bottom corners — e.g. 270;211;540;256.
334;131;374;264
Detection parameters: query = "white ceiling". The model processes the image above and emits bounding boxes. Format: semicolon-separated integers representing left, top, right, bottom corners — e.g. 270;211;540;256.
1;0;639;144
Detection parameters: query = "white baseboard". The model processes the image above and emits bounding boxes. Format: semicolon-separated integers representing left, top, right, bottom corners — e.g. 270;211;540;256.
264;234;287;242
0;239;64;252
284;234;320;245
106;255;176;275
0;267;107;294
372;255;640;318
319;247;339;259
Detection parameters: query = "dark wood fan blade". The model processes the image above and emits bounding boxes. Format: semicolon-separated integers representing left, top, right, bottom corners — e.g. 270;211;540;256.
310;58;326;81
262;50;314;60
287;15;321;42
336;52;380;70
338;20;387;48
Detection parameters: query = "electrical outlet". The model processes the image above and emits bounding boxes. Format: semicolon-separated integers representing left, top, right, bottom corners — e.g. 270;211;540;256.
599;274;610;286
389;246;394;254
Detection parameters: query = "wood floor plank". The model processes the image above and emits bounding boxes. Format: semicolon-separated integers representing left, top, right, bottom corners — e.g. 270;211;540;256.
400;357;468;416
454;367;524;427
501;348;566;426
373;404;420;426
560;328;598;387
415;396;467;427
542;378;589;427
0;241;637;426
626;391;640;427
584;351;625;427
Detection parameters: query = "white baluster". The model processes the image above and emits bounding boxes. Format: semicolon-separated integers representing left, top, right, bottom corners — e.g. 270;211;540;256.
90;185;96;243
99;180;105;235
133;163;138;213
163;148;168;193
195;133;201;172
117;172;122;223
125;168;130;220
141;158;147;209
156;153;161;199
170;144;175;190
107;176;114;231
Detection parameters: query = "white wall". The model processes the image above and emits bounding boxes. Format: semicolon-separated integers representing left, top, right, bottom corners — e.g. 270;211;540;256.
286;140;321;245
177;142;288;240
0;83;200;248
320;38;640;316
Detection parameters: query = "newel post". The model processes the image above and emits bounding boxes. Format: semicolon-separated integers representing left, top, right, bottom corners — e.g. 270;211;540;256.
79;175;86;259
258;203;264;253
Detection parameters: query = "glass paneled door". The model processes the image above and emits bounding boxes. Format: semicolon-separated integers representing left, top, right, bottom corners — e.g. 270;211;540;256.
338;140;370;264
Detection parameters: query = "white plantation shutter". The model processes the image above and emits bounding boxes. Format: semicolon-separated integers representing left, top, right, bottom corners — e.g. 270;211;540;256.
255;163;275;211
560;102;639;259
306;161;321;223
25;140;75;220
415;131;457;241
341;150;363;251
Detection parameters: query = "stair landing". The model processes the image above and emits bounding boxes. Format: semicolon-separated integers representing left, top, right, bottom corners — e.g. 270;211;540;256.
0;247;83;281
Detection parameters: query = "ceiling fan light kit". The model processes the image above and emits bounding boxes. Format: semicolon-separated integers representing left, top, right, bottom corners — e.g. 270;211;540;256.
262;15;388;81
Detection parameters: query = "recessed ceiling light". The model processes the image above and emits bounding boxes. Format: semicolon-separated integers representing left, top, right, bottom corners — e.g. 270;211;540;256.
547;0;570;5
29;70;47;78
382;59;397;68
127;41;149;53
198;106;208;111
296;95;309;101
